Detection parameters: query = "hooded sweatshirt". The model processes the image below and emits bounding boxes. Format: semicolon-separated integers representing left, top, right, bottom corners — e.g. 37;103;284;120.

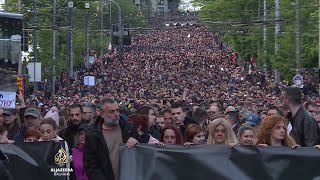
72;144;89;180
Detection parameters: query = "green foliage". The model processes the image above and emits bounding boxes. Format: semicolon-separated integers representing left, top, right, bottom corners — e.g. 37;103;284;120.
8;0;147;79
194;0;319;80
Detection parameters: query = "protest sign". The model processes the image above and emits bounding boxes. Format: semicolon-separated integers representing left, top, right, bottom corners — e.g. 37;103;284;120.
84;76;95;86
0;91;16;109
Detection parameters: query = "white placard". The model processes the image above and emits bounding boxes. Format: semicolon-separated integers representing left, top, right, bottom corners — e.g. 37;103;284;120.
84;76;95;86
0;91;16;109
89;56;95;64
27;62;42;82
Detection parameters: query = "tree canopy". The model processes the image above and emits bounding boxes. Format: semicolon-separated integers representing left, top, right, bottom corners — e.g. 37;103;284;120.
194;0;319;80
7;0;147;80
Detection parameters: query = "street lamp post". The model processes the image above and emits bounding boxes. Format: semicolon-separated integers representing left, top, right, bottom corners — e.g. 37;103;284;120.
105;0;122;28
68;1;74;79
295;0;301;75
52;0;57;95
33;0;38;92
85;2;90;69
100;1;104;58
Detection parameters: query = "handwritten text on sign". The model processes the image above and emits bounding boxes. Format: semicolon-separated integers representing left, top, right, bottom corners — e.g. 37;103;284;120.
0;91;16;109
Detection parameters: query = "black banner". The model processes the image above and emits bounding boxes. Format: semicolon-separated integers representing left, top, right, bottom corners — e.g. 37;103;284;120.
119;144;320;180
0;141;70;180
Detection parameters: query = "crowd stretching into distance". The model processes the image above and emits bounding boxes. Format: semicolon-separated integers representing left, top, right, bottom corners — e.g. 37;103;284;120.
1;15;320;180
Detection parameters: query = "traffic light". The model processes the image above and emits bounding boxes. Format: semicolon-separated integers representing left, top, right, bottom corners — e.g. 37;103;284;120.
21;30;28;51
123;24;131;46
111;24;119;46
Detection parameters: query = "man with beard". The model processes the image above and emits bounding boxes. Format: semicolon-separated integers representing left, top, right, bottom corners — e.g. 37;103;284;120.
282;86;320;146
81;102;96;124
13;107;41;142
83;98;139;180
59;104;83;150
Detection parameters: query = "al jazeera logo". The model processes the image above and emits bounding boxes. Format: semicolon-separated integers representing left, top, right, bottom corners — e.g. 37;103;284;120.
50;147;73;176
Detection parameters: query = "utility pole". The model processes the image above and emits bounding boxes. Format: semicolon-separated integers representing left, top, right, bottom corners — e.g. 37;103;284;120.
263;0;267;75
85;2;90;69
109;2;112;43
257;0;261;69
18;0;21;12
68;1;74;79
52;0;56;95
33;0;38;92
4;0;8;12
295;0;301;75
18;0;22;76
100;1;104;58
275;0;281;84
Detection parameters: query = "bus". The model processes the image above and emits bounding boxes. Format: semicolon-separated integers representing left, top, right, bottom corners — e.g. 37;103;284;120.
0;12;23;92
0;12;23;70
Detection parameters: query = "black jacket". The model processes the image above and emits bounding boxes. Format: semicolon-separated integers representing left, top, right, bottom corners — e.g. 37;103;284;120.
289;106;320;147
12;125;27;142
148;124;161;140
58;123;79;152
83;116;139;180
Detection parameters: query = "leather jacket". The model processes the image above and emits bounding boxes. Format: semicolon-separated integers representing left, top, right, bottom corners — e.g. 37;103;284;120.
289;106;320;147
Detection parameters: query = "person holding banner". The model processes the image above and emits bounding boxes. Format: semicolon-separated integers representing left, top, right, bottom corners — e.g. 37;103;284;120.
184;124;206;146
83;98;139;180
160;125;183;145
39;118;71;177
128;114;160;144
207;118;238;145
256;115;297;148
23;128;41;142
237;125;255;145
135;105;161;140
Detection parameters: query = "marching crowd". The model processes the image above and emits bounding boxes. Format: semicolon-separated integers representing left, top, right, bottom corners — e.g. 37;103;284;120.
0;15;320;180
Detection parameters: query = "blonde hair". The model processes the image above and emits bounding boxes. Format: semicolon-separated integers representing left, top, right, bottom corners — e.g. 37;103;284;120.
207;118;238;144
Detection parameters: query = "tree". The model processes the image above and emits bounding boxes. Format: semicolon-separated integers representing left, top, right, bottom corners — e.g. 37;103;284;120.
8;0;147;80
193;0;319;80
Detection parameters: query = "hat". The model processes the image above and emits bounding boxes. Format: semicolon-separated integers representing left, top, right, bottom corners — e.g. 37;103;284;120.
244;113;262;126
3;109;18;116
24;108;41;118
78;124;93;133
225;106;236;114
44;110;59;126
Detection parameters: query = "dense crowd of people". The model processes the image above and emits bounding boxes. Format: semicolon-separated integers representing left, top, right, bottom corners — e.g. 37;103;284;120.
1;15;320;180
